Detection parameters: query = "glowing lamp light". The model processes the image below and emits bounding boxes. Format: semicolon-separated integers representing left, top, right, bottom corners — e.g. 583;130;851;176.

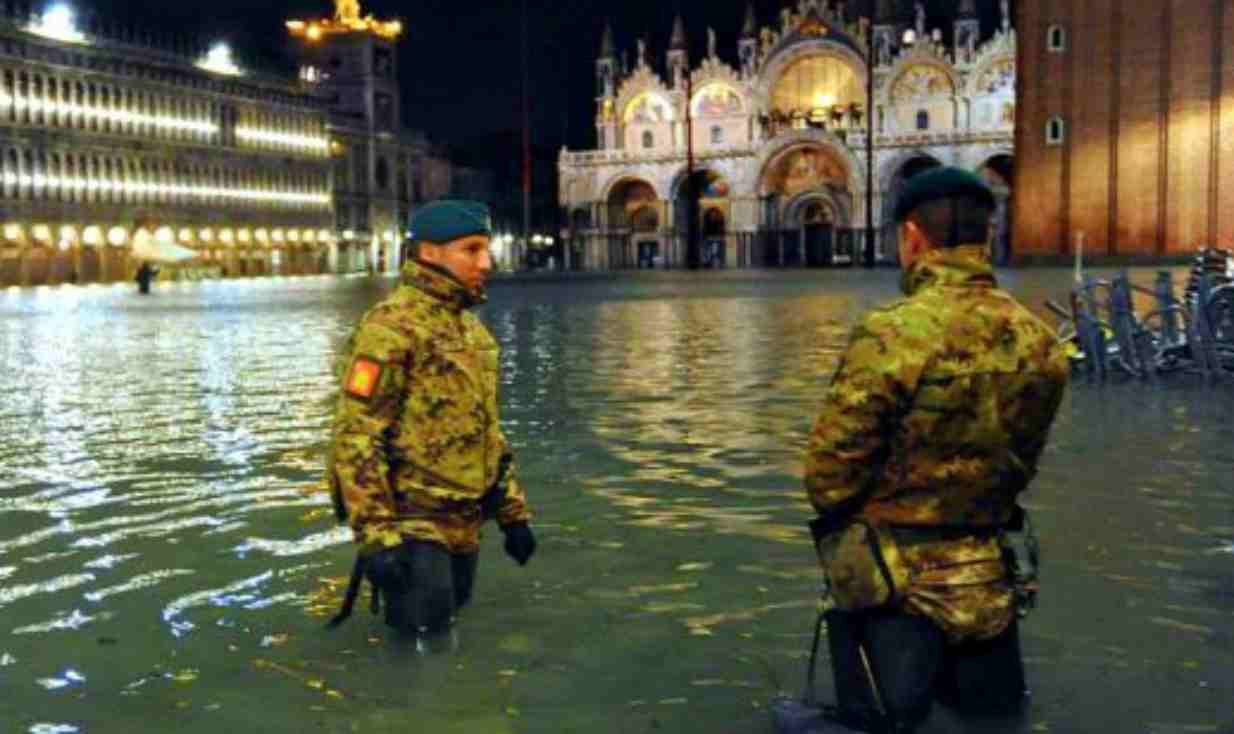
197;42;242;77
107;226;127;246
814;92;836;108
287;230;300;243
902;29;918;46
272;229;285;243
238;228;251;244
4;223;22;241
199;228;214;243
342;229;355;240
255;228;269;243
155;226;174;244
219;228;234;245
83;225;103;246
178;228;195;243
317;229;331;242
30;4;86;44
383;230;395;243
306;24;322;41
32;224;52;242
57;237;71;252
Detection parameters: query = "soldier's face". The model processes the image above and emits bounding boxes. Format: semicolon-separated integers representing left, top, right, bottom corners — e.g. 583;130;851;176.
420;235;493;291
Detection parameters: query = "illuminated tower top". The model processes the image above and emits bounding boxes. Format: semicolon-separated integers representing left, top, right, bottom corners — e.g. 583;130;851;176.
286;0;403;42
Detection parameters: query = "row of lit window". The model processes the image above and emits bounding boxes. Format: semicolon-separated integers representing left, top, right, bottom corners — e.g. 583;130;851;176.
1;73;328;154
2;222;335;247
0;173;329;208
0;92;218;134
236;127;330;153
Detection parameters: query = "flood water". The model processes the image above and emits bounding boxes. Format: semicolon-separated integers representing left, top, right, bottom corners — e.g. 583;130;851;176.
1;269;1231;734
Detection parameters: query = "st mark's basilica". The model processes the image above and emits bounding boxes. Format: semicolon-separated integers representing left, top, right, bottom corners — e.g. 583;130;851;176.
558;0;1017;270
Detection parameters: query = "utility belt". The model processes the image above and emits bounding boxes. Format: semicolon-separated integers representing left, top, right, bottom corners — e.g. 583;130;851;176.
813;510;1039;616
328;453;513;527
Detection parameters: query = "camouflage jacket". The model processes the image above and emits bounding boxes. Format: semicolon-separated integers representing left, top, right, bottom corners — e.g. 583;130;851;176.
805;245;1069;641
329;260;531;554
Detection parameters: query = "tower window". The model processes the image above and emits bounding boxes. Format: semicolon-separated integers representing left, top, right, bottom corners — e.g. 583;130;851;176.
710;125;724;144
642;130;654;149
1047;25;1066;53
1046;116;1066;145
916;109;930;131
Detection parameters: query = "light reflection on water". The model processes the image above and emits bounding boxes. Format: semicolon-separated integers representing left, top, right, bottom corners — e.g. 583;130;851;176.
0;270;1231;734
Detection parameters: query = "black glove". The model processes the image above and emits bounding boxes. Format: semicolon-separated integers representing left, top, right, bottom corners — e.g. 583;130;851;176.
501;522;536;566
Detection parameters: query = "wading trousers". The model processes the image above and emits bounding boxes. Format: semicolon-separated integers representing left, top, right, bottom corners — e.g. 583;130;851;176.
385;540;479;636
826;609;1026;733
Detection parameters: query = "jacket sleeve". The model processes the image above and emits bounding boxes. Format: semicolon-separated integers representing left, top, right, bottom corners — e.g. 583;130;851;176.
804;314;919;528
331;316;412;551
494;430;532;527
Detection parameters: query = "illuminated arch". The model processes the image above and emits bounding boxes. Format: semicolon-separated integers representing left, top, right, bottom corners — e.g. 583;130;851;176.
622;92;674;124
690;83;744;117
768;52;864;117
888;63;957;103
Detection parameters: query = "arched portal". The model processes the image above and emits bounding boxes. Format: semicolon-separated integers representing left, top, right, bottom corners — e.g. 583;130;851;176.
607;178;659;269
979;154;1014;265
79;246;102;283
672;169;730;269
882;155;942;263
758;143;852;267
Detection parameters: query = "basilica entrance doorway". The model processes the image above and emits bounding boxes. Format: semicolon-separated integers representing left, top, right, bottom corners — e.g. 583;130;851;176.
802;201;835;267
757;143;853;268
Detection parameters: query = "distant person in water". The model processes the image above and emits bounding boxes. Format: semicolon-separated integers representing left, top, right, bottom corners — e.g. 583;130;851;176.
135;262;158;294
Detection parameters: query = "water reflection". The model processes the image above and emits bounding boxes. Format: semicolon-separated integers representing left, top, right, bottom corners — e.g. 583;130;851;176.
0;271;1230;733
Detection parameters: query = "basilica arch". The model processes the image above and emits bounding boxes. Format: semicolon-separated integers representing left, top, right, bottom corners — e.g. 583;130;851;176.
755;138;857;266
604;176;662;268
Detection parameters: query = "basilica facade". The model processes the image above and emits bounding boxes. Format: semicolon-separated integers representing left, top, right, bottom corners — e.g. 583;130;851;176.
558;0;1017;270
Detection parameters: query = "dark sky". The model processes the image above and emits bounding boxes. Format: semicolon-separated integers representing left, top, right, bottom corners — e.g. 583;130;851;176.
86;0;1010;151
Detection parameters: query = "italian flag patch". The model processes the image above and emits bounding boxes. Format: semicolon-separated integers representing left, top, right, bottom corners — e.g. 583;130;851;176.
344;357;383;400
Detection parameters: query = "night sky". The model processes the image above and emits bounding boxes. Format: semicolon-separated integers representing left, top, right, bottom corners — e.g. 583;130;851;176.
84;0;1011;153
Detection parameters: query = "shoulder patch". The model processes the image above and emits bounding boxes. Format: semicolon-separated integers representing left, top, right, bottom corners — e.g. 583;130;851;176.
344;357;384;400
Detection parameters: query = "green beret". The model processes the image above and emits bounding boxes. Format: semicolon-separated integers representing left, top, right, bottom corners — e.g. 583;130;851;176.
409;200;492;244
893;167;995;223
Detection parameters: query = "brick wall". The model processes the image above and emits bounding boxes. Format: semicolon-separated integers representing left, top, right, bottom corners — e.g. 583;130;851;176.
1014;0;1232;260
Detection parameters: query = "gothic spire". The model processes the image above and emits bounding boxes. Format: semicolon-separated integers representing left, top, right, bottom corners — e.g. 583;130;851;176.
741;2;757;39
599;20;614;59
670;14;687;50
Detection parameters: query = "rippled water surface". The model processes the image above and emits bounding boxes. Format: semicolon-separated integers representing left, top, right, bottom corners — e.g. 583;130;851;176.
1;270;1232;734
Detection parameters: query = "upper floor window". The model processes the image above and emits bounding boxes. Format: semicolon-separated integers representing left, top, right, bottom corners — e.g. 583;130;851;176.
710;125;724;145
1046;116;1066;145
916;109;930;131
1048;25;1066;53
642;130;654;149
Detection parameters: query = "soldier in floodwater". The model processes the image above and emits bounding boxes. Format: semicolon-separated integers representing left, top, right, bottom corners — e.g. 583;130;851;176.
803;168;1070;732
325;200;535;646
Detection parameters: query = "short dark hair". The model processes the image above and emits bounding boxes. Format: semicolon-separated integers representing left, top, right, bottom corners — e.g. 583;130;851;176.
906;195;994;249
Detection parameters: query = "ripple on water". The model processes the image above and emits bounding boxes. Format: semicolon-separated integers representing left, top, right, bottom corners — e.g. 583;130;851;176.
0;270;1231;733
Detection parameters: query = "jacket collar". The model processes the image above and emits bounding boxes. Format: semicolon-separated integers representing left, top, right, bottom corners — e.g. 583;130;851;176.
900;244;998;296
401;259;487;310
